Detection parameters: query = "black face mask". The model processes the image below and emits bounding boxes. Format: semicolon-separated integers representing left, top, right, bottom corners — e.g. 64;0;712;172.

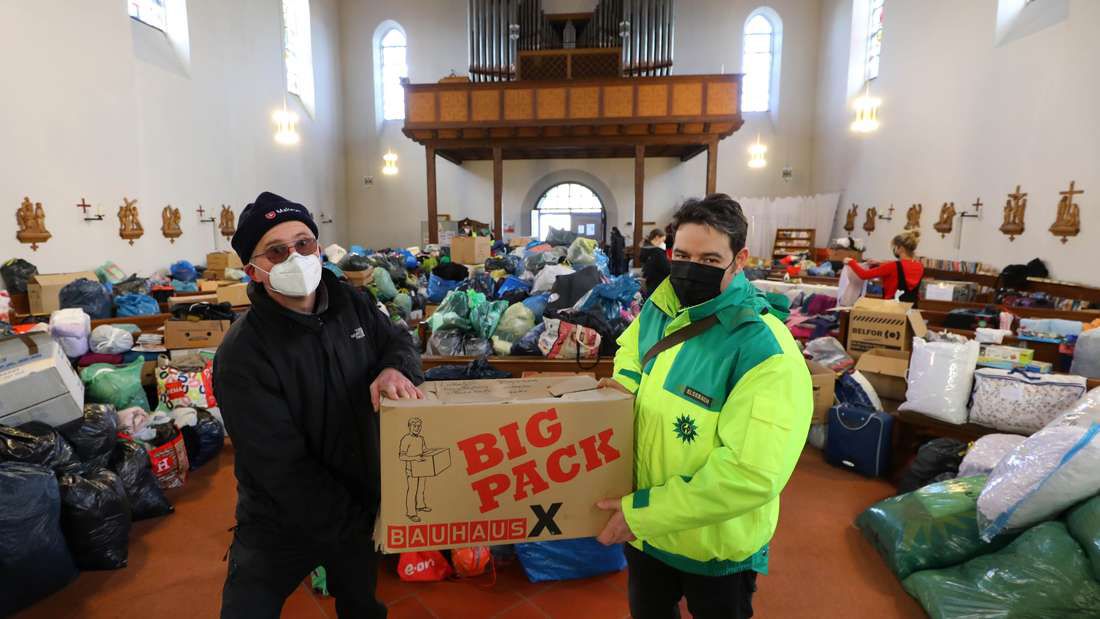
669;260;731;308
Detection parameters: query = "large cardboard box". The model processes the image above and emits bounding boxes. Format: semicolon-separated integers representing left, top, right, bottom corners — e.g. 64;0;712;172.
207;251;243;271
27;271;99;316
854;348;910;407
0;332;84;427
806;360;836;423
377;377;634;553
164;319;230;350
846;298;927;358
450;236;492;266
216;283;250;307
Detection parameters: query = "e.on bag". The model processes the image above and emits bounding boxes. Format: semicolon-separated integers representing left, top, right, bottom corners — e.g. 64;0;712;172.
398;550;453;582
538;318;601;360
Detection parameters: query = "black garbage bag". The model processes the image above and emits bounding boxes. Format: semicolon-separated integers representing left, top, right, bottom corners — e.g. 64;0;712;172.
1;258;38;294
0;462;78;617
426;329;492;357
59;278;112;319
897;438;968;494
485;256;510;272
57;404;119;469
433;262;470;282
457;272;494;296
58;467;132;570
424;357;512;381
182;409;225;470
338;253;372;272
170;301;236;322
499;288;530;306
511;323;546;356
546;227;578;247
108;438;173;520
371;255;407;282
0;424;81;475
546;266;603;314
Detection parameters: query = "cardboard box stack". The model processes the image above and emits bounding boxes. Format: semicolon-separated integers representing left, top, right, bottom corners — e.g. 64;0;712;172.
0;332;84;427
28;271;99;315
450;236;492;266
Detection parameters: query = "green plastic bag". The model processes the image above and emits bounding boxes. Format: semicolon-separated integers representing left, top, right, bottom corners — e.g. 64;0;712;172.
427;289;476;333
80;358;150;411
1067;495;1100;580
471;299;509;340
310;565;328;596
371;268;398;301
494;302;536;343
856;476;1014;579
903;522;1100;619
393;292;413;317
566;237;598;267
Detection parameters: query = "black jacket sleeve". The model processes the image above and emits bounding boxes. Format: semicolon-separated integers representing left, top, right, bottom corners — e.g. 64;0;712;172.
214;356;370;544
361;290;425;385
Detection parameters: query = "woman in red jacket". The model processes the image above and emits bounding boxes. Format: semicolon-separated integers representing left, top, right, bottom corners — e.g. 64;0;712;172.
844;229;924;302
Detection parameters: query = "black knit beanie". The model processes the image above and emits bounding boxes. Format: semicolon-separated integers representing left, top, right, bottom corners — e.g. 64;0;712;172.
231;192;319;265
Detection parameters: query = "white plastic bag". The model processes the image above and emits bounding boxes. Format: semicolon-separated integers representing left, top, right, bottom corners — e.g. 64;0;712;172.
532;264;574;294
957;434;1026;479
899;339;980;424
89;325;134;355
324;244;348;265
837;267;866;308
49;308;91;358
1070;329;1100;379
969;369;1087;434
1044;386;1100;430
977;423;1100;541
804;336;854;372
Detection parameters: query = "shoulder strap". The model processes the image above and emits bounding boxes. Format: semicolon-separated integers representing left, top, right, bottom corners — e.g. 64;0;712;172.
642;314;720;367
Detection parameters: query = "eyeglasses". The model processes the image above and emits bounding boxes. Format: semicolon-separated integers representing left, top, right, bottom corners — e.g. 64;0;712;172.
252;237;318;264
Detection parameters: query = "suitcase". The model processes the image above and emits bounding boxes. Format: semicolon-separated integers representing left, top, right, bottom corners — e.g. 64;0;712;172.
825;404;894;477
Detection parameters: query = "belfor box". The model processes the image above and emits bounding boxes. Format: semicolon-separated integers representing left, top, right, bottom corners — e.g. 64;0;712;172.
846;298;927;358
377;377;634;553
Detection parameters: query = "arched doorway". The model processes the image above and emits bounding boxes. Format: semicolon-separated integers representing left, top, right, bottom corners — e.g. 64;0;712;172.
531;182;606;243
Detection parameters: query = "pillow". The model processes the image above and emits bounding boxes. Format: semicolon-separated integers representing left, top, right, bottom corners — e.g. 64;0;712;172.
899;339;979;424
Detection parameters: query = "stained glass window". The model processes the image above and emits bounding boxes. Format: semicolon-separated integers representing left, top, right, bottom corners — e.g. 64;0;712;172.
283;0;314;102
128;0;167;32
742;14;776;112
381;29;408;121
866;0;884;80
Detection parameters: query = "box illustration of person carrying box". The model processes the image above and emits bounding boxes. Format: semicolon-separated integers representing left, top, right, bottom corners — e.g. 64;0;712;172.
398;417;451;522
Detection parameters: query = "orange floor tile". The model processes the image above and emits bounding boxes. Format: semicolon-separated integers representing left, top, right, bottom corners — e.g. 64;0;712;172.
14;444;926;618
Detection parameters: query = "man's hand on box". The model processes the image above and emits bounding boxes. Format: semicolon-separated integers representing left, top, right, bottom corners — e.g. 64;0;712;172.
596;497;637;546
371;368;425;410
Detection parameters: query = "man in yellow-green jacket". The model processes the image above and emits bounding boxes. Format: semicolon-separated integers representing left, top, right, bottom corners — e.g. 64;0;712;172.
597;194;813;619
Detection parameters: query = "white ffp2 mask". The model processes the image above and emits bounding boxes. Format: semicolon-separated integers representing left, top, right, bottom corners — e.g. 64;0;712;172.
253;252;322;298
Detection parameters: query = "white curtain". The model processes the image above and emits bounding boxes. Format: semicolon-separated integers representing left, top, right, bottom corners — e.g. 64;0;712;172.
733;193;841;258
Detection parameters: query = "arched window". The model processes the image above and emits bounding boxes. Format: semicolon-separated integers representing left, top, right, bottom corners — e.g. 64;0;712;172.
283;0;314;109
531;183;605;242
742;10;781;112
865;0;884;80
379;28;408;121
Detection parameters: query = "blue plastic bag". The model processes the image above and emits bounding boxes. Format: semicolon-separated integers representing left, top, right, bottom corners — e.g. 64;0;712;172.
427;273;462;304
171;279;198;292
169;260;197;282
396;249;418;270
522;293;551;322
579;275;640;323
349;245;367;256
595;249;611;277
496;276;532;299
114;293;160;317
515;538;627;582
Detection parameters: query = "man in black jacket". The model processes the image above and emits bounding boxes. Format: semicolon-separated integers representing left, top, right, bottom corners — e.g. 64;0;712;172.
214;192;424;618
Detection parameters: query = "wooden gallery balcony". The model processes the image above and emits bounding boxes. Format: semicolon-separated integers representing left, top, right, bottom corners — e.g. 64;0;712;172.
401;74;743;247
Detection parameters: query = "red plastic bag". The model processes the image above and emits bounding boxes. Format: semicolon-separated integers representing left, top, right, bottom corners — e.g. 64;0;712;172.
147;432;189;490
398;551;453;582
452;546;492;578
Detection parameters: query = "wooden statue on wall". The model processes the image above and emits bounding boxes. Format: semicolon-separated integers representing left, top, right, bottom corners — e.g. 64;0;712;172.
934;202;956;238
219;205;236;239
1049;180;1082;244
844;204;858;233
905;203;922;231
161;205;182;243
118;197;144;245
863;207;878;234
1000;185;1027;241
16;197;52;251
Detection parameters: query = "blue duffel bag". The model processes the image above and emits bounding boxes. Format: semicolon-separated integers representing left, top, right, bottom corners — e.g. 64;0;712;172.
825;404;894;477
515;538;626;582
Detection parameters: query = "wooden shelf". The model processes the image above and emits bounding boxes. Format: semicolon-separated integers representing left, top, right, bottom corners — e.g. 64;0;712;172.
772;228;815;257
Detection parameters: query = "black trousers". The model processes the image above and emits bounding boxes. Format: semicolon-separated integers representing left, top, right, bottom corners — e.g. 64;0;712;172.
221;528;387;619
625;544;756;619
